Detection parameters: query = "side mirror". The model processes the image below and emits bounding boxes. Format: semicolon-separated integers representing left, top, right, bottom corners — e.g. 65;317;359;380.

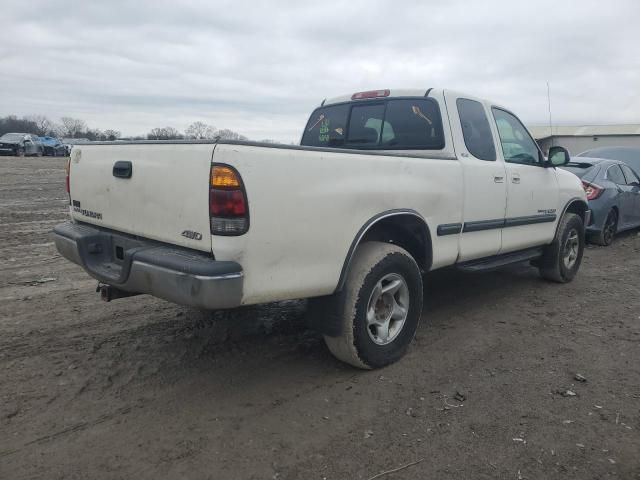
548;146;570;167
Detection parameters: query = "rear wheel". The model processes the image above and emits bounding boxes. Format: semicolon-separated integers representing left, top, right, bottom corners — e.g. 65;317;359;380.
539;213;584;283
593;208;617;246
323;241;423;369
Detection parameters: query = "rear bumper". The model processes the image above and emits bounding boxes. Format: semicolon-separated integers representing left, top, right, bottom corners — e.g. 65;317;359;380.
53;222;243;309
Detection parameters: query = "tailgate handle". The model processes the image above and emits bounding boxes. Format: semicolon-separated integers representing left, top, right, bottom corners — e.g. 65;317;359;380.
113;161;132;179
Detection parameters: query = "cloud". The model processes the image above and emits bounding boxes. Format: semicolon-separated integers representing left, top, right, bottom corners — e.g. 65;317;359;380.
0;0;638;142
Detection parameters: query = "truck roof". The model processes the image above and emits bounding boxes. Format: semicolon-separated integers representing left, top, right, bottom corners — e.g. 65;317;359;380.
321;88;507;111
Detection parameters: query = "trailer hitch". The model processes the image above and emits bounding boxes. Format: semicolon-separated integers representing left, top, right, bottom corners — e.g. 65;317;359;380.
96;283;140;302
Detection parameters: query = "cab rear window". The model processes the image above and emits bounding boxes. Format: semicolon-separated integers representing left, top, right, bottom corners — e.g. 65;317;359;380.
301;98;445;150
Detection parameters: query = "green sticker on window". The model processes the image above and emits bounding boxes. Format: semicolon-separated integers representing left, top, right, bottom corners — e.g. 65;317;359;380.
319;119;329;142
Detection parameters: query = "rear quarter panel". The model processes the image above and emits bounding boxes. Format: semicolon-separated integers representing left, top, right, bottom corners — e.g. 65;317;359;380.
211;144;463;304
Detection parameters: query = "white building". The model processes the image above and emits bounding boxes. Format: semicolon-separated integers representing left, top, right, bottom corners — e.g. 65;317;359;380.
529;124;640;156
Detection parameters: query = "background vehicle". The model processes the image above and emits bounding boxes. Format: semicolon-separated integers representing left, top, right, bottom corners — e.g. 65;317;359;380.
577;146;640;173
38;136;68;156
53;88;588;369
561;158;640;245
0;133;44;156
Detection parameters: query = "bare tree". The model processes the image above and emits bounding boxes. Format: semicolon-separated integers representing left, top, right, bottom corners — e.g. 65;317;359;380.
50;122;66;138
185;121;216;139
104;129;121;141
0;115;39;136
147;127;182;140
28;115;53;136
215;129;248;141
60;117;87;138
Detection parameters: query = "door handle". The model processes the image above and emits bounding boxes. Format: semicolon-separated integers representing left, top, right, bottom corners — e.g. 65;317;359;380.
512;174;521;184
494;176;504;183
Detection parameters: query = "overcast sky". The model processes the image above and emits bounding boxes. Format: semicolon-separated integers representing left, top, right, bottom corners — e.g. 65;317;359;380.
1;0;639;142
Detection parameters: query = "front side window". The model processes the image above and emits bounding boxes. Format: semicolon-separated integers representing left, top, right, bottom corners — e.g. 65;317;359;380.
301;98;444;150
492;108;542;166
607;165;626;185
456;98;496;161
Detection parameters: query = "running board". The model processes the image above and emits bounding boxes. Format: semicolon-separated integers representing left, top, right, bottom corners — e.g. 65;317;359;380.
457;247;544;272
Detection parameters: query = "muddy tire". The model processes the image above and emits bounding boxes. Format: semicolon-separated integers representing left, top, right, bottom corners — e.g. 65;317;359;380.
539;213;584;283
323;241;423;369
592;208;617;246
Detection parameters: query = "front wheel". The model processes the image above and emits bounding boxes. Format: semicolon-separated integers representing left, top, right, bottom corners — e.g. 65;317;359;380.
539;213;585;283
16;147;25;157
323;241;423;369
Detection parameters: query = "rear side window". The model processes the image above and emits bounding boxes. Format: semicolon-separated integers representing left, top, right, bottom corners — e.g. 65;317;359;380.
620;164;640;184
301;98;444;150
606;165;626;184
456;98;496;161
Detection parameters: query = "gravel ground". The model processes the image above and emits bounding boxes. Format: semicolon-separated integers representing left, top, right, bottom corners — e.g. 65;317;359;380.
1;156;639;479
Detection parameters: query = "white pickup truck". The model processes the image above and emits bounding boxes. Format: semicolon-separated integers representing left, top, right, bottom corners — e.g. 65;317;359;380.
54;88;589;369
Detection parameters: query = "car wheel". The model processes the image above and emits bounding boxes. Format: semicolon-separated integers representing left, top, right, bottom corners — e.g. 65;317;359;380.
594;208;617;246
36;148;43;157
16;147;25;157
539;213;585;283
322;241;423;369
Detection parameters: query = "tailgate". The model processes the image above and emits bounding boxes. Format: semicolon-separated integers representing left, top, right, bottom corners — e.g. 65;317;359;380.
68;143;214;252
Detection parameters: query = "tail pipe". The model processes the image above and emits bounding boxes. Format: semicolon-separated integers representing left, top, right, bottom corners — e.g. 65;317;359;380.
97;283;140;302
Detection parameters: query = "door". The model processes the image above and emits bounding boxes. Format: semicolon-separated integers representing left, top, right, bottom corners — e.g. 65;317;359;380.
605;165;633;228
619;164;640;226
446;94;507;261
491;108;559;253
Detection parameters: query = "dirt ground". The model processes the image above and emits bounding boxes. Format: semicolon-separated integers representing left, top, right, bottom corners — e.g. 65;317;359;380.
1;155;639;480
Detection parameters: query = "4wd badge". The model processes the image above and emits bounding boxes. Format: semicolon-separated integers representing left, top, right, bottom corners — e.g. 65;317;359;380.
181;230;203;241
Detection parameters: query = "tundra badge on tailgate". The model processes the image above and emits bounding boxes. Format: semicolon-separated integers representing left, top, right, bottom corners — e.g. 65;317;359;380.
181;230;203;241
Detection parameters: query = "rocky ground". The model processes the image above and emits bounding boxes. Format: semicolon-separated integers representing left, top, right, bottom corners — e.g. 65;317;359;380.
1;156;639;479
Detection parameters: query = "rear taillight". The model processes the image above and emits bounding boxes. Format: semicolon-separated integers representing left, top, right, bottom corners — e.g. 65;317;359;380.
65;158;71;202
210;164;249;235
582;181;603;201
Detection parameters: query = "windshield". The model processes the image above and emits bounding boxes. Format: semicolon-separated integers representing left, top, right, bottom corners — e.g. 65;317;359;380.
577;147;640;173
301;98;445;150
1;133;24;142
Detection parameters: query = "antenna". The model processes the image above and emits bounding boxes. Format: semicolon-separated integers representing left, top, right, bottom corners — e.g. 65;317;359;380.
547;82;553;147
